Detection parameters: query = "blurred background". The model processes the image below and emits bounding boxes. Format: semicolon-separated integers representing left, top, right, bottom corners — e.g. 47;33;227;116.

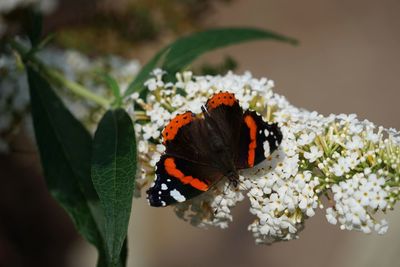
1;0;400;267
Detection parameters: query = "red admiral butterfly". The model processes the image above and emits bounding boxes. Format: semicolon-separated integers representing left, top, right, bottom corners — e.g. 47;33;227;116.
147;92;282;207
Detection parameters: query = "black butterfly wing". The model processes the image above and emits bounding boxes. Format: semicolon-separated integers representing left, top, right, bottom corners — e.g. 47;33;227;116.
203;92;282;169
236;110;282;169
163;117;223;167
204;92;244;153
147;110;226;207
163;92;243;173
147;155;223;207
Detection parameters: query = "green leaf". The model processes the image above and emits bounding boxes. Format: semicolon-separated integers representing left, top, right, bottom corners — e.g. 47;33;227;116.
119;239;128;267
124;46;168;97
98;241;128;267
199;56;238;76
92;109;136;266
26;68;105;255
28;10;43;47
124;27;297;97
162;27;297;75
98;72;122;107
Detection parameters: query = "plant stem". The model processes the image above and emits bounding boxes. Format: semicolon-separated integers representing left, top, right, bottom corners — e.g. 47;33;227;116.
9;39;111;109
44;68;110;108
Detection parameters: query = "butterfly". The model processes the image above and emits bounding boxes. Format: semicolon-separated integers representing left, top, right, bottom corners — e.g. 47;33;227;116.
146;92;282;207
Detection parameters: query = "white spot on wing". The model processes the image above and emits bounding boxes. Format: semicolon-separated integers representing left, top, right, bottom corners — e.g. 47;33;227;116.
263;141;270;157
170;189;186;202
161;183;168;190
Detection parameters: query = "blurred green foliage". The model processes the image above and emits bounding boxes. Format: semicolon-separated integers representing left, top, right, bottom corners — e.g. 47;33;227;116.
199;56;238;75
2;0;232;56
55;0;233;55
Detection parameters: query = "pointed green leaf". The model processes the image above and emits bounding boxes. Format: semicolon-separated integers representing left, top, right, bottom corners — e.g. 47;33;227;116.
28;10;43;47
124;27;297;97
97;241;128;267
98;72;122;107
92;109;136;266
162;27;297;75
124;46;168;97
26;67;105;254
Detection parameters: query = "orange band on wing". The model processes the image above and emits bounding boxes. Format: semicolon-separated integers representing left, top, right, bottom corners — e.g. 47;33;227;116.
162;112;193;144
207;92;236;110
244;115;257;167
164;158;209;191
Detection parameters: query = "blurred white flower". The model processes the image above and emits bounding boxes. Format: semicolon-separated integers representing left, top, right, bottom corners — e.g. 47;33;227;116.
0;46;141;152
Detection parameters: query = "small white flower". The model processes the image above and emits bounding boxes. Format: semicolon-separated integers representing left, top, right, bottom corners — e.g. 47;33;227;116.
346;135;364;150
142;124;161;140
331;157;351;177
297;132;316;146
303;145;323;163
326;208;338;225
144;78;163;91
375;219;389;235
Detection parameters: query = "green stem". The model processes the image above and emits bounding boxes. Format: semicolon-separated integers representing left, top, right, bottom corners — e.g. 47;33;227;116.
9;39;111;109
44;68;110;108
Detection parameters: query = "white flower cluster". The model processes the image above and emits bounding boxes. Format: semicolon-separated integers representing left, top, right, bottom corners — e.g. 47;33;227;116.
174;181;244;229
328;172;389;234
0;47;140;152
133;70;400;243
244;129;321;243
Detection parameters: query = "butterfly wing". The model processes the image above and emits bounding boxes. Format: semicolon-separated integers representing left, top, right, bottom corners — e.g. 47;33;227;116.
147;155;223;207
203;92;282;169
204;92;243;152
163;115;225;168
162;92;244;171
147;110;226;207
236;110;282;169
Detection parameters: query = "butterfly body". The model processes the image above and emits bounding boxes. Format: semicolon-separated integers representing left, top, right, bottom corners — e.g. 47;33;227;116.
147;92;282;207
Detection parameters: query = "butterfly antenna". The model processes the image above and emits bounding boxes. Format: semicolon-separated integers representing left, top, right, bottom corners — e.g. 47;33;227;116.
201;105;209;116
